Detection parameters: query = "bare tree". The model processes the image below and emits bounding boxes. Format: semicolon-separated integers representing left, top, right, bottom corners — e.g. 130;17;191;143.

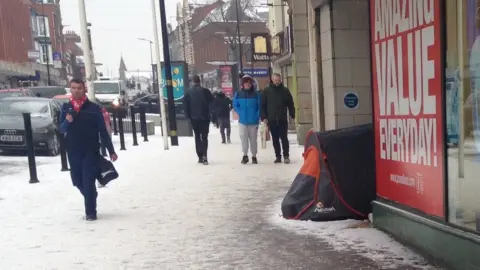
201;0;262;64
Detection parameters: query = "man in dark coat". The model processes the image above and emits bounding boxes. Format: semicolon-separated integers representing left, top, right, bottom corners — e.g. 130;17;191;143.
184;75;214;164
59;78;117;221
211;91;232;144
261;73;295;164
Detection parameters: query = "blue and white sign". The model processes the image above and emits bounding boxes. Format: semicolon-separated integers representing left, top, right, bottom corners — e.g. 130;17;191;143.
343;92;359;109
52;52;62;68
52;52;61;61
242;68;269;77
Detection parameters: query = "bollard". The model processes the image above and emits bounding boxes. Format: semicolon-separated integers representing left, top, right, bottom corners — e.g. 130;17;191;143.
23;113;39;183
130;106;139;146
118;113;126;151
139;106;148;142
112;111;118;135
59;131;69;171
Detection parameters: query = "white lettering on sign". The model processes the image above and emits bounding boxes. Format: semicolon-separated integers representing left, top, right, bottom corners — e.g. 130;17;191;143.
373;0;438;167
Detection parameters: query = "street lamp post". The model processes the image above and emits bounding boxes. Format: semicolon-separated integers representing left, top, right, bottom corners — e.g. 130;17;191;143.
150;0;169;149
159;0;179;146
138;38;155;93
40;1;51;86
87;23;97;80
78;0;95;99
234;0;243;72
138;38;154;65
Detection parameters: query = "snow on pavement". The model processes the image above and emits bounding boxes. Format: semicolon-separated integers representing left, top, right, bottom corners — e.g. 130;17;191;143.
0;126;438;269
269;206;436;269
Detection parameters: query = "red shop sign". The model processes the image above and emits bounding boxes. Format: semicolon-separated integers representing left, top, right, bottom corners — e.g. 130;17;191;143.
370;0;444;217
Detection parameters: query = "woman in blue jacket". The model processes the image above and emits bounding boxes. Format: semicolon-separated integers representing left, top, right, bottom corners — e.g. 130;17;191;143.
233;75;261;164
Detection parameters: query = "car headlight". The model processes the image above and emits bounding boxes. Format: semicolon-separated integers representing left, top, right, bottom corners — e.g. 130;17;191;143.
33;127;49;134
112;98;120;107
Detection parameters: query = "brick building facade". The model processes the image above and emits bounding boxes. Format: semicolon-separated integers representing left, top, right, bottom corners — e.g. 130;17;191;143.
0;0;36;87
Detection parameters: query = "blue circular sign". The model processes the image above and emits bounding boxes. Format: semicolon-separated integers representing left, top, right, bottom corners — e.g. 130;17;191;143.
344;92;359;109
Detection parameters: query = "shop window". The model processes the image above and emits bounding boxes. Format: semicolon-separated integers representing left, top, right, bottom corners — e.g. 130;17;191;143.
37;16;50;37
446;0;480;233
40;44;52;65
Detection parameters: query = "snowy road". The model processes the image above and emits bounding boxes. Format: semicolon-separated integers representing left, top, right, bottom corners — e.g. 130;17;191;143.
0;126;439;269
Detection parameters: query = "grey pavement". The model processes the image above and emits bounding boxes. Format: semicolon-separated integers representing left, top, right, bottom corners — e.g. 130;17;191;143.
0;125;441;269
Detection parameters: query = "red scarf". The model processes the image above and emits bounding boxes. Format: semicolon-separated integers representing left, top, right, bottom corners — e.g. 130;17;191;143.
70;95;87;112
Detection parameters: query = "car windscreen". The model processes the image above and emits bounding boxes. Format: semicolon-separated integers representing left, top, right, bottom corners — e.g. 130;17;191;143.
53;97;70;104
93;82;120;94
0;100;50;116
28;87;67;98
0;91;23;99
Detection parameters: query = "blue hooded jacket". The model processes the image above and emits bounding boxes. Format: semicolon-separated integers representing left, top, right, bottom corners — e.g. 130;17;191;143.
233;83;261;125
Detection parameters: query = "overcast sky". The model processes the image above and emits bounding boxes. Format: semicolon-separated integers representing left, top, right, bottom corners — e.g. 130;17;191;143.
60;0;199;77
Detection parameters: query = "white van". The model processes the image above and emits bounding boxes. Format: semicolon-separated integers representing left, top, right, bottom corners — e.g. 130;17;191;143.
93;79;128;111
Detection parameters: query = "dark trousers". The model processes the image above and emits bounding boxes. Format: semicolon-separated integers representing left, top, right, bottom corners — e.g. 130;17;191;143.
191;119;210;159
268;120;289;158
211;115;219;128
68;151;98;217
219;116;231;141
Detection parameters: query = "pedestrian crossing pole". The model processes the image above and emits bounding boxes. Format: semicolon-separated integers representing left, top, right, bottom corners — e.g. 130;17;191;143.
159;0;179;146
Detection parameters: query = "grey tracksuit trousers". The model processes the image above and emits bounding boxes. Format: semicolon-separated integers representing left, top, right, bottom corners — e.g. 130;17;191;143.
239;124;258;156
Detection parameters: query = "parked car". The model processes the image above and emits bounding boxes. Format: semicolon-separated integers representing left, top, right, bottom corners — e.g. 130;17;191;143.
0;88;35;99
0;97;61;155
133;94;161;114
28;86;68;98
52;93;112;135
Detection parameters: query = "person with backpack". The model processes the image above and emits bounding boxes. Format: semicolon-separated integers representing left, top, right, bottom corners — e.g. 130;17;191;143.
233;74;261;164
211;91;232;144
261;73;295;164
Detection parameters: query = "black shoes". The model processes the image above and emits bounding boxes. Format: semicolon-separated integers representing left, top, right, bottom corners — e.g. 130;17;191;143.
274;156;290;164
85;215;97;221
241;156;258;164
227;138;231;144
198;156;208;165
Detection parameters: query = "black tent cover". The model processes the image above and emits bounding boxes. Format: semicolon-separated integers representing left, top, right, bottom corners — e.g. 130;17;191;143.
281;124;376;221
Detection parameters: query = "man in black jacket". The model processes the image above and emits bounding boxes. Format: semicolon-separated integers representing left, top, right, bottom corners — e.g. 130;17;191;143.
59;78;117;221
184;75;214;164
261;73;295;164
211;91;232;144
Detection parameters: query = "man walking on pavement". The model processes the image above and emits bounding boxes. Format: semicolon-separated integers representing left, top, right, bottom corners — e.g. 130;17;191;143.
184;75;214;165
59;78;117;221
261;73;295;164
233;74;261;164
211;91;232;144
